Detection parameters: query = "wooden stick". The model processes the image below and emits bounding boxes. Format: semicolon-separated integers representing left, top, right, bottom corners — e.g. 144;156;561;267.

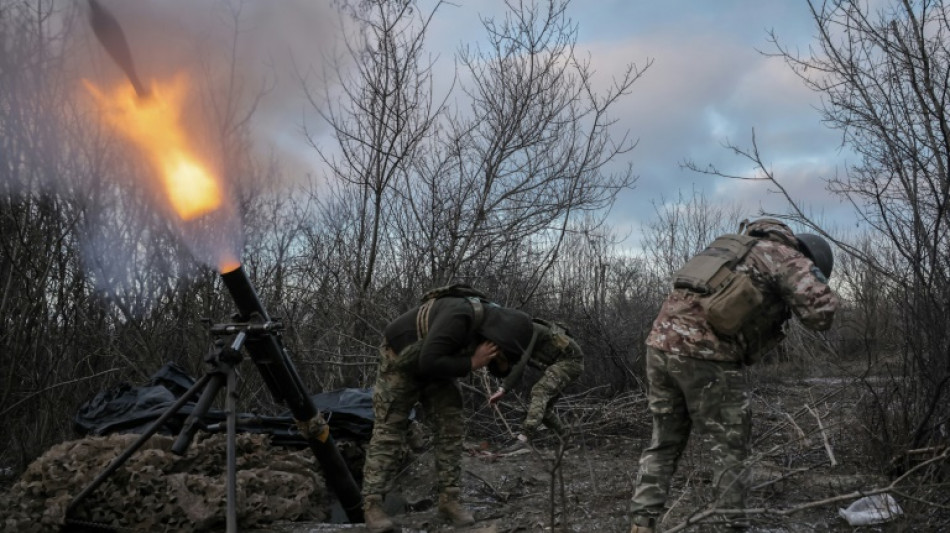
805;403;837;467
783;412;810;449
479;369;518;439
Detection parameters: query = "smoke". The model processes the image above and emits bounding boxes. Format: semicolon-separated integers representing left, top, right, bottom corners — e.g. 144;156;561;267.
79;0;344;177
0;0;351;309
70;0;346;281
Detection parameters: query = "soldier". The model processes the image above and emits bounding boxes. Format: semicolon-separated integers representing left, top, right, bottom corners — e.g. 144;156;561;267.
488;318;584;446
628;218;839;533
362;291;535;533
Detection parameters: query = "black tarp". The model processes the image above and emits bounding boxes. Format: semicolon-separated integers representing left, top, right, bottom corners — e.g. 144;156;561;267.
73;363;376;446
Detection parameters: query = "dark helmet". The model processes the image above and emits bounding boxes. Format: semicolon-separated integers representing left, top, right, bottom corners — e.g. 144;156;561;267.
796;233;834;279
478;305;534;377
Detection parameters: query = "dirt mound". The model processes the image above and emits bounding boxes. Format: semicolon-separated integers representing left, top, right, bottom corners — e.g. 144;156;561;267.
0;433;328;532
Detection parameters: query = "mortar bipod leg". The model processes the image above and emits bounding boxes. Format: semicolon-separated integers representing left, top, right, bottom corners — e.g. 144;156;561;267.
65;372;213;518
172;332;246;456
225;362;238;533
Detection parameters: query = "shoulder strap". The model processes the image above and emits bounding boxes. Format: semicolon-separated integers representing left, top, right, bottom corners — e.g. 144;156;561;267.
467;297;485;331
416;299;435;339
673;234;758;293
416;296;486;339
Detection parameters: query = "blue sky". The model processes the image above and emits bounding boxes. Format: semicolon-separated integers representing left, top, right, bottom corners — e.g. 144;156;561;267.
425;1;856;240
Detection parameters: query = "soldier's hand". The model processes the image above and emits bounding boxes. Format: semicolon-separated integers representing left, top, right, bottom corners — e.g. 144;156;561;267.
488;388;506;405
471;341;500;371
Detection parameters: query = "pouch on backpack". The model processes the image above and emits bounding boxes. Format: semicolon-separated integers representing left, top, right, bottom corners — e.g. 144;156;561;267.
700;271;763;336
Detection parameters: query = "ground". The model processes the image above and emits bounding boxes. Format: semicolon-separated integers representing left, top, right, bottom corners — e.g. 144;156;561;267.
3;371;938;532
253;374;929;533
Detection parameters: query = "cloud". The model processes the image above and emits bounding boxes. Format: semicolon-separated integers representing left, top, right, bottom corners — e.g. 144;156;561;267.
80;0;344;182
566;5;851;242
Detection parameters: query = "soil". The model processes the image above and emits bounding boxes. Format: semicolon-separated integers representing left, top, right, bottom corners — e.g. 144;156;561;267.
3;371;934;532
252;376;928;533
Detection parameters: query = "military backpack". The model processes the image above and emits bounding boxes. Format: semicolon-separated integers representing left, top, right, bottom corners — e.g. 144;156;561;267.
416;283;489;338
672;233;763;336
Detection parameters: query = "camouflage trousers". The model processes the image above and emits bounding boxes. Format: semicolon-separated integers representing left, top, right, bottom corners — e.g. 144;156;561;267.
525;337;584;435
630;346;751;522
362;343;464;498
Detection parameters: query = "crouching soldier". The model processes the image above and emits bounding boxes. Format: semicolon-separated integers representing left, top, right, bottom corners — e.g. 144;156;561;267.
488;318;585;445
362;287;535;533
627;218;839;533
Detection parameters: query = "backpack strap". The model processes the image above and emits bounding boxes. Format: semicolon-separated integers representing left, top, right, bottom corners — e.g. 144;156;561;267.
672;234;758;293
416;299;435;339
467;297;485;331
416;296;486;339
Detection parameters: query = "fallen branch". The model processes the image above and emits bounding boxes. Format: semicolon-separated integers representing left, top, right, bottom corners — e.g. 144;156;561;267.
783;411;810;449
463;468;508;503
477;370;518;440
663;446;950;533
751;466;815;492
805;403;837;466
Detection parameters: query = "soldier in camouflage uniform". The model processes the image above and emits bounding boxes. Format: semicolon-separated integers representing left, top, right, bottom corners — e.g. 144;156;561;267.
488;319;584;443
628;219;839;533
362;295;534;533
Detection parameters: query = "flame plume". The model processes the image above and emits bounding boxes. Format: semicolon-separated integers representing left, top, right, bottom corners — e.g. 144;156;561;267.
84;76;222;221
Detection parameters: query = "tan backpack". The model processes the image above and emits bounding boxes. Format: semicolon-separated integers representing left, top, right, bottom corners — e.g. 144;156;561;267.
672;234;763;336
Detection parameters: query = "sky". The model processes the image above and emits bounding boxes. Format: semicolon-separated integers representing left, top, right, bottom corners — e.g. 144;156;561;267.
75;0;860;252
424;1;859;241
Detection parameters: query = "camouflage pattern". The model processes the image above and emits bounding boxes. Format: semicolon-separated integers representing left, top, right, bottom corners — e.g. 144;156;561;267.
362;343;464;498
1;433;328;532
522;328;584;435
631;219;839;527
630;347;751;520
646;220;838;364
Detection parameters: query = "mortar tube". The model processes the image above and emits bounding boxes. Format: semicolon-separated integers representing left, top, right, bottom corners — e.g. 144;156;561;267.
219;265;363;522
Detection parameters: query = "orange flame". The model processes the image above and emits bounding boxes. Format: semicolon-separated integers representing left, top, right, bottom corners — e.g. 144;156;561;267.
219;257;242;274
84;75;222;221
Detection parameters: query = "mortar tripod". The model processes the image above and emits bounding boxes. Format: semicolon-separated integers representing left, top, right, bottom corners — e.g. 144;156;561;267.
66;322;264;533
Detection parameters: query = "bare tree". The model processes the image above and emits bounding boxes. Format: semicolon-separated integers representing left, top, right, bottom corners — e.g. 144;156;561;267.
681;2;950;511
772;0;950;458
641;187;746;282
400;0;649;302
295;0;649;382
301;0;445;303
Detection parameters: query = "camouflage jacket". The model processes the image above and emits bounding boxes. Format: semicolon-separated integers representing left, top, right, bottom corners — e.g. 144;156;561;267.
501;321;579;391
646;221;839;363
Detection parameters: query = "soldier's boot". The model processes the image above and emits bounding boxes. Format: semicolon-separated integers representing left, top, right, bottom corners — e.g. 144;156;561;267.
629;515;656;533
438;488;475;526
363;495;395;533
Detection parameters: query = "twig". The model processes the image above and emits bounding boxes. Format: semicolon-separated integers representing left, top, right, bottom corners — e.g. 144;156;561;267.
663;447;950;532
463;468;508;502
751;466;815;491
662;470;697;525
0;369;121;417
477;370;518;439
805;403;837;466
754;386;844;445
783;411;810;449
548;433;568;532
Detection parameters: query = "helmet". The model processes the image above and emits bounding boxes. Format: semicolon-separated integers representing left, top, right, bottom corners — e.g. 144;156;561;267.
744;218;798;248
478;306;534;377
796;233;834;279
